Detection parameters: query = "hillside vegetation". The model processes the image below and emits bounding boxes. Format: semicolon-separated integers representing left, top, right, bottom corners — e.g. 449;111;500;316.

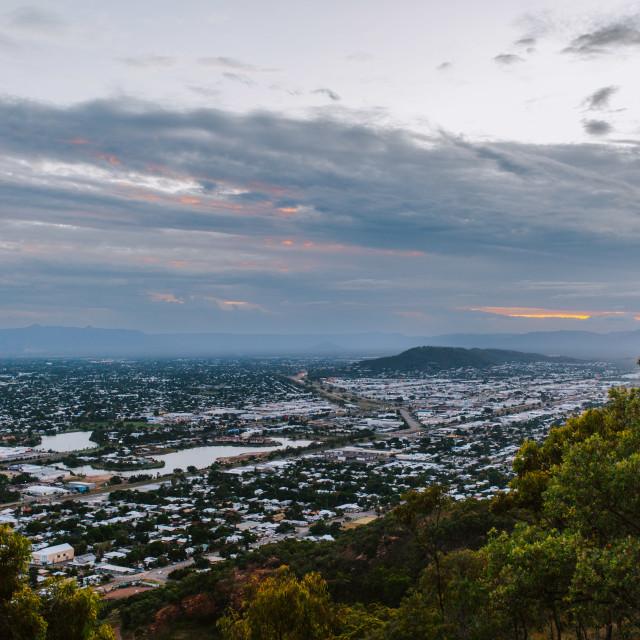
357;345;579;373
98;382;640;639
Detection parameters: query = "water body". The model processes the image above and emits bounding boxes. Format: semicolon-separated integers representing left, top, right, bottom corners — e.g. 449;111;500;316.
62;437;313;477
35;431;98;452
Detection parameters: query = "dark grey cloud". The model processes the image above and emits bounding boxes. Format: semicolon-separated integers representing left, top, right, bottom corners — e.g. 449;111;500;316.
583;86;618;111
269;84;303;96
312;88;341;101
222;72;256;86
114;55;177;68
0;97;637;250
188;85;222;98
583;119;613;136
0;32;19;51
515;37;536;47
493;53;524;65
437;62;452;71
198;56;257;71
7;6;66;32
565;17;640;55
1;98;639;332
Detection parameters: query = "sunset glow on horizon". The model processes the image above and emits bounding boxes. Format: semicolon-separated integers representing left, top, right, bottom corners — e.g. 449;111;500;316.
465;307;631;320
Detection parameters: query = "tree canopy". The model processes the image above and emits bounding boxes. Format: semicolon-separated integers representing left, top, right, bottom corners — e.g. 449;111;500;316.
0;524;115;640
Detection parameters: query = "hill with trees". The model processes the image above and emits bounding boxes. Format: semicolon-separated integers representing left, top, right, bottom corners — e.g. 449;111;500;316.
348;345;579;375
95;380;640;639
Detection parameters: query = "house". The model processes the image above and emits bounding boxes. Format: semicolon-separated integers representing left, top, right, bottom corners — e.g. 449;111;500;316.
32;543;74;565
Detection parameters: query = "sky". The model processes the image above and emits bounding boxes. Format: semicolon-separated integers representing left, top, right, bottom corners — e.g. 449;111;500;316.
2;0;640;336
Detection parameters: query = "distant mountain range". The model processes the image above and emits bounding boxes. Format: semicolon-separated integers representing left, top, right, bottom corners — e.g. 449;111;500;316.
356;346;579;373
0;324;639;360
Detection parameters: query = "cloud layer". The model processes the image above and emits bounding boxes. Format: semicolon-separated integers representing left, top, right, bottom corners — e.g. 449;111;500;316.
1;98;640;333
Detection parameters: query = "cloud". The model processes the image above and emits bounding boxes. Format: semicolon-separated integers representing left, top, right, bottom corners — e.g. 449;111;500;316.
198;56;267;71
7;6;66;32
493;53;524;65
188;85;222;98
146;292;184;304
583;119;612;136
2;97;640;332
311;88;341;101
565;17;640;55
464;307;630;320
114;55;177;68
198;56;253;70
437;62;452;71
203;296;267;312
222;72;257;86
583;86;618;111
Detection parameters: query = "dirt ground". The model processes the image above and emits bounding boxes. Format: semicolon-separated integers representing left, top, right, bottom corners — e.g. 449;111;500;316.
102;586;155;600
342;516;377;530
80;473;115;484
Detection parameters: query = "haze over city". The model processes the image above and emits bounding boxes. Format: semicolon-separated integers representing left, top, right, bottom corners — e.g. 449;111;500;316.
2;0;640;335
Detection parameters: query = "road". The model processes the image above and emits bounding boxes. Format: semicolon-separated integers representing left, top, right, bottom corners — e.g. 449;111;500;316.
398;408;422;433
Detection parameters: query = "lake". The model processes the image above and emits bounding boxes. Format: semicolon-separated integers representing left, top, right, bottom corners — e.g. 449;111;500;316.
35;431;98;452
51;436;312;477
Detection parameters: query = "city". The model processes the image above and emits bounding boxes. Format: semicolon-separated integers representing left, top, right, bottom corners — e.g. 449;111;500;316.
1;356;636;600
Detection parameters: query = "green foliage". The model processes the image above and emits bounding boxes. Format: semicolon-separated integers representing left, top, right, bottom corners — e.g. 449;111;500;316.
0;473;20;504
218;565;340;640
0;524;115;640
377;549;497;640
484;384;640;638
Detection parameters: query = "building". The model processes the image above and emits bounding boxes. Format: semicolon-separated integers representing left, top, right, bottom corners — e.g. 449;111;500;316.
94;562;136;575
23;485;70;497
67;481;97;492
32;543;74;566
0;446;33;462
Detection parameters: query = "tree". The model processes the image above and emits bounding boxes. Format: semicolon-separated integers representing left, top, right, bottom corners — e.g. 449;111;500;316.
41;578;116;640
0;525;115;640
394;485;451;619
485;385;640;640
377;549;495;640
0;474;20;503
218;565;340;640
485;525;576;640
499;386;640;517
0;523;46;640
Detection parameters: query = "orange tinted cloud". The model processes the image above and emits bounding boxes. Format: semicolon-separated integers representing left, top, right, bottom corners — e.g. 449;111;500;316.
209;201;244;211
64;139;95;145
109;156;120;166
265;238;426;257
204;296;266;312
465;306;628;320
147;292;184;304
277;207;298;215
